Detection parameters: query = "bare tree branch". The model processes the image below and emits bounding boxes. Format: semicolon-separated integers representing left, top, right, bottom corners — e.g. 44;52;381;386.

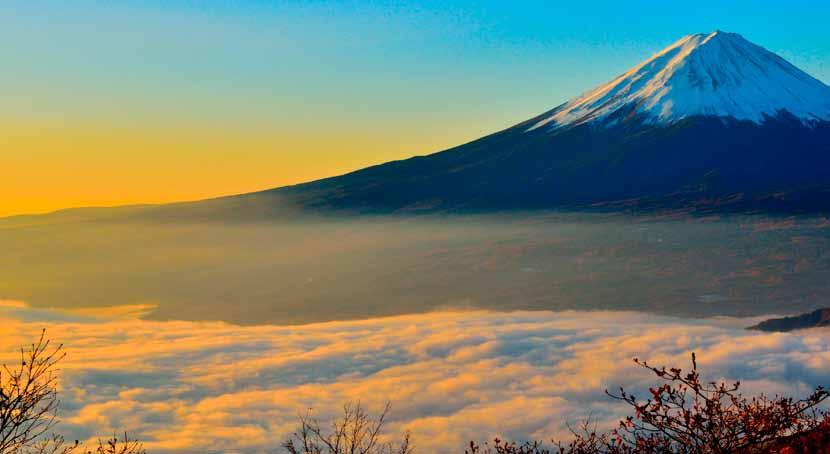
283;402;411;454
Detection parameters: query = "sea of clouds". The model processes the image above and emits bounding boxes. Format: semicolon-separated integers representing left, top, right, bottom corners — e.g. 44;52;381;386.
2;300;829;453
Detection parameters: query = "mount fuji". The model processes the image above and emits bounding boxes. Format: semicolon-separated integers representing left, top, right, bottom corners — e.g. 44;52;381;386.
224;34;828;217
249;31;830;216
42;31;830;222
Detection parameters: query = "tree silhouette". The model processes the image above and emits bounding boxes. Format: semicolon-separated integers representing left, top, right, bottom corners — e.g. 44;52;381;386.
0;330;144;454
283;402;412;454
469;353;830;454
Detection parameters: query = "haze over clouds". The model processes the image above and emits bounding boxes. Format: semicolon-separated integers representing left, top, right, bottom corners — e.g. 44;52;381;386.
4;215;830;325
2;301;828;453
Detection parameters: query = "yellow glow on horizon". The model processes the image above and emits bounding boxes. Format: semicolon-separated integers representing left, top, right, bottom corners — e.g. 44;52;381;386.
2;120;468;217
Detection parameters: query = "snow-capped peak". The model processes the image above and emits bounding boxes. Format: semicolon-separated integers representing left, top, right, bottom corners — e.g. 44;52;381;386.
528;31;830;131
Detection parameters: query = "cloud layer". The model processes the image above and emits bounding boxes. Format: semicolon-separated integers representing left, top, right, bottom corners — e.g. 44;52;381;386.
2;302;828;453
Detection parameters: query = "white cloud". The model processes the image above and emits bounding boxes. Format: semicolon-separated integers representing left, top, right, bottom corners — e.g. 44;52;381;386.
1;302;828;454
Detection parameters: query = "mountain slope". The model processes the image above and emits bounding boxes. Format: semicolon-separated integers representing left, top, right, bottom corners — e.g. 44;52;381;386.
270;113;830;215
244;31;830;216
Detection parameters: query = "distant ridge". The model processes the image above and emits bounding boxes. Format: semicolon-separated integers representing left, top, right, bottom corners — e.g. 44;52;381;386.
749;309;830;332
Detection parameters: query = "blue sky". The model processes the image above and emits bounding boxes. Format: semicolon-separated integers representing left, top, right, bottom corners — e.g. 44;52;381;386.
5;0;828;127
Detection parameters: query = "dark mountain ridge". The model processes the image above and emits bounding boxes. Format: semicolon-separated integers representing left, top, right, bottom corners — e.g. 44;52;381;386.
270;112;830;215
750;308;830;332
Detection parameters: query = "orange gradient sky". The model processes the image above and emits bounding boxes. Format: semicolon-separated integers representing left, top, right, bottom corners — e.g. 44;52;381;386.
2;117;496;217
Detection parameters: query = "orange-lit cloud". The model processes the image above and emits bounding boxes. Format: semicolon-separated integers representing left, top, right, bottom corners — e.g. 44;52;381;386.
1;303;827;453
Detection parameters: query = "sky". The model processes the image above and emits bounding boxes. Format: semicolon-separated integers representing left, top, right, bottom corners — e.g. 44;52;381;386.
2;0;829;217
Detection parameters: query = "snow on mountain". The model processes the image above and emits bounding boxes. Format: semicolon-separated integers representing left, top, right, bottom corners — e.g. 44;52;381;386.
529;31;830;131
